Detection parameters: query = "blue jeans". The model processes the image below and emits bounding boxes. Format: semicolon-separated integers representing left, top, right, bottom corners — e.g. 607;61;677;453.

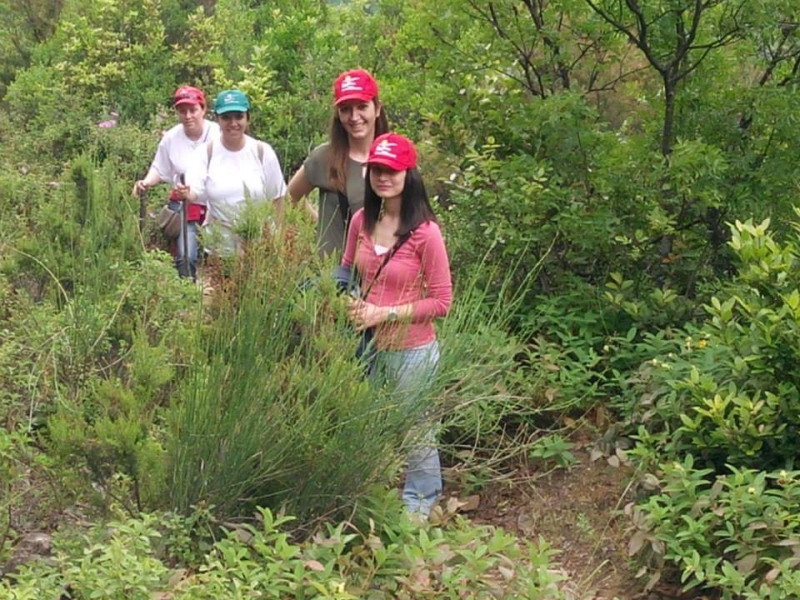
370;340;441;517
169;201;198;280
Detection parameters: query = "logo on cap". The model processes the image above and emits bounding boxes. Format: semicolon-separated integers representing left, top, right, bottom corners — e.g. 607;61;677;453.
373;140;398;159
340;75;364;92
224;93;235;103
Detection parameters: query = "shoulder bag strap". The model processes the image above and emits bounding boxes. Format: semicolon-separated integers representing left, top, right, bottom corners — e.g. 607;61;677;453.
337;192;351;236
362;229;415;298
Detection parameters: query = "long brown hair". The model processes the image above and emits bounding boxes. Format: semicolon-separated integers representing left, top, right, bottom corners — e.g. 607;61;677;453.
327;99;389;192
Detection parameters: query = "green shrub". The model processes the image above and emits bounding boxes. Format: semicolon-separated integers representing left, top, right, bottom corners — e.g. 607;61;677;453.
629;457;800;598
3;491;565;599
167;211;403;522
624;216;800;598
624;218;800;472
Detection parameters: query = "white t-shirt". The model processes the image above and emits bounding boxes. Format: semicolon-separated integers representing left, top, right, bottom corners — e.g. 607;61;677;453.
185;135;287;254
150;120;219;183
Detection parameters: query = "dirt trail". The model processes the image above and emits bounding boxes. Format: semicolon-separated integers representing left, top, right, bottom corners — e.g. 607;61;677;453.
461;449;707;600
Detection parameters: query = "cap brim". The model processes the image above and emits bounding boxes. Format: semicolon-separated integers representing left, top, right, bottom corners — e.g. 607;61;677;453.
174;99;203;107
334;93;373;106
365;157;405;171
215;105;249;114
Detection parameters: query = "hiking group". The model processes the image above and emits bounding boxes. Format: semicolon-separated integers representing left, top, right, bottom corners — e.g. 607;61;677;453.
133;70;453;519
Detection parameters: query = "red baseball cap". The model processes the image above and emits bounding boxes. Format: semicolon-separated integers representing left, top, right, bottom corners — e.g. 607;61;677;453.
173;86;205;107
365;133;418;171
333;69;378;106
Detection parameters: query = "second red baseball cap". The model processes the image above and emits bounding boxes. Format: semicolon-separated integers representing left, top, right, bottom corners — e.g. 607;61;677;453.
365;133;418;171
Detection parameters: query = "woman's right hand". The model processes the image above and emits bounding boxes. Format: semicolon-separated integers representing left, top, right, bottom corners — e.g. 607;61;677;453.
173;183;191;201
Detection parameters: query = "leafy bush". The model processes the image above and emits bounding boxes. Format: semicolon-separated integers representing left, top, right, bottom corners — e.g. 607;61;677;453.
167;212;406;522
3;491;565;599
628;457;800;598
625;218;800;472
623;216;800;597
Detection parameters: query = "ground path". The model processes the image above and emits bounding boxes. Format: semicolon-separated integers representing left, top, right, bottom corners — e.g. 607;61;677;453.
458;445;714;600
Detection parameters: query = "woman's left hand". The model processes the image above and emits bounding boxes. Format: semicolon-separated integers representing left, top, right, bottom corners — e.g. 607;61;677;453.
347;299;387;331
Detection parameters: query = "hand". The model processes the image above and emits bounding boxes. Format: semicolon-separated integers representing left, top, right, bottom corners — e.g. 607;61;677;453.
173;184;191;202
347;298;387;331
305;200;319;222
132;180;148;196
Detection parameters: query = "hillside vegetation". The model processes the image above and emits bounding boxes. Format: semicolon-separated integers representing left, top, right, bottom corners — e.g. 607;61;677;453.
1;1;800;598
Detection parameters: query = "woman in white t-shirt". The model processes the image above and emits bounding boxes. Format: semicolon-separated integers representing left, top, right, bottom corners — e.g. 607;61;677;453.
133;86;219;280
184;89;287;256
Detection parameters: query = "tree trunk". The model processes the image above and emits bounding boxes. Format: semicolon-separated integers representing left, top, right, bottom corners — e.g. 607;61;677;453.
661;75;676;157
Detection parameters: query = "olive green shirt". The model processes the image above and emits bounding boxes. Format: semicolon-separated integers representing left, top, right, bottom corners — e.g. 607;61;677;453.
303;143;366;256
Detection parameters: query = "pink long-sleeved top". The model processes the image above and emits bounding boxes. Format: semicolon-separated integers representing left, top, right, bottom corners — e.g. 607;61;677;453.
342;209;453;351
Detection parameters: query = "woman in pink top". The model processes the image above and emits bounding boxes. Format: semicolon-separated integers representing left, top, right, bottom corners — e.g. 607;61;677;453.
341;132;452;517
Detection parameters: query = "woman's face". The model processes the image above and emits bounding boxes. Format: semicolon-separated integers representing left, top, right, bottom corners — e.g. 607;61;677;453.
217;111;249;144
369;165;406;202
176;103;205;137
337;100;380;141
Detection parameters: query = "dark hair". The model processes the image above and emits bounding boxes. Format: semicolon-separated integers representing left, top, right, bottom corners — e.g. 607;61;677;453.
328;99;390;192
363;167;436;236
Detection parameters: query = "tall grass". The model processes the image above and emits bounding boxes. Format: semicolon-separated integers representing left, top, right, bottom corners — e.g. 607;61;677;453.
168;209;419;522
433;250;557;477
168;215;558;522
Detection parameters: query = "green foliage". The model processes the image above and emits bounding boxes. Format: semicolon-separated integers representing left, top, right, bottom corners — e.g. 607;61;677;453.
624;218;800;473
0;428;30;559
0;0;64;98
168;213;404;521
0;150;200;513
169;209;551;524
47;374;168;513
5;514;169;599
528;434;577;471
4;3;800;599
622;216;800;597
628;458;800;598
49;0;171;119
3;492;565;599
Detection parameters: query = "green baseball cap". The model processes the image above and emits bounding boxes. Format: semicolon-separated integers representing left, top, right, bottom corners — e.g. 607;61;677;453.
214;89;250;114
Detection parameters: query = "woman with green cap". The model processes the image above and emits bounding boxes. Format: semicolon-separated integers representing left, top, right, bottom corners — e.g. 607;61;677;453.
183;89;286;256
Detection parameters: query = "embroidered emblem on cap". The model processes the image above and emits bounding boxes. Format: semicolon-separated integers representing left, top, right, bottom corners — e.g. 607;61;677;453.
373;140;397;159
340;75;364;92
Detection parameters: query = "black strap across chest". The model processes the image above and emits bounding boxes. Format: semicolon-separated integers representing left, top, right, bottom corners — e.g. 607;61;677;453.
362;229;414;297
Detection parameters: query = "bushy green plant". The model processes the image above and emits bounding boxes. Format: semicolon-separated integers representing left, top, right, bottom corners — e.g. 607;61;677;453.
628;457;800;598
624;218;800;472
3;491;565;599
528;434;577;471
169;214;390;521
623;216;800;598
1;149;202;513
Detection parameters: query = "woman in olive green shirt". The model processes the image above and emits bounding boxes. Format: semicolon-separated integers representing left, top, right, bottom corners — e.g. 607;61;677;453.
286;69;389;255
